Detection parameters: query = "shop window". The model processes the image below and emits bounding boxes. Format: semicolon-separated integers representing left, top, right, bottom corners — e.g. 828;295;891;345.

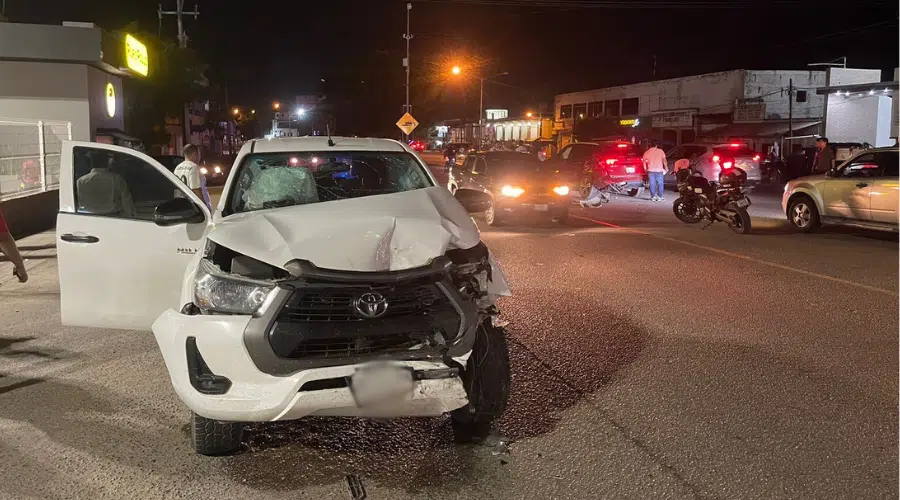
573;103;587;120
796;90;807;103
604;100;620;116
588;101;603;117
621;97;639;116
559;105;573;119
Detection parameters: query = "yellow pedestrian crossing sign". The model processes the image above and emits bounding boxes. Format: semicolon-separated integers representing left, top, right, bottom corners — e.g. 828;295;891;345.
396;112;419;135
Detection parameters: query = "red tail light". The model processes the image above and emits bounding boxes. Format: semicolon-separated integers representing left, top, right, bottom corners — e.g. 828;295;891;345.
722;161;734;169
712;155;720;163
617;143;628;148
729;143;741;147
605;158;617;165
752;154;760;161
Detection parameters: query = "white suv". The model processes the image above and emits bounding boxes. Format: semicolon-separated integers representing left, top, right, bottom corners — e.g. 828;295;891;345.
57;137;512;455
782;147;899;233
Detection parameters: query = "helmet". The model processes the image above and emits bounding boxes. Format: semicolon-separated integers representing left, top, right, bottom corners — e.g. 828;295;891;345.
719;167;747;188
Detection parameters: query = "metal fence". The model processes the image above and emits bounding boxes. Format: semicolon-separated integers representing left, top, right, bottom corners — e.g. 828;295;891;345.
0;119;72;201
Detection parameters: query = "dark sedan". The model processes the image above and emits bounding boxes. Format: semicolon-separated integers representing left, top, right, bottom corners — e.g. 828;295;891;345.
448;151;572;226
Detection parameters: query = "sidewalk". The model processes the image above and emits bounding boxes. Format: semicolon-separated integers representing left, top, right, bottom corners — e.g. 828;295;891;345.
0;229;56;286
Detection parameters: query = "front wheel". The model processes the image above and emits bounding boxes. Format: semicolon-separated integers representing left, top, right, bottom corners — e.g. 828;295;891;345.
729;207;752;234
451;322;511;442
673;197;703;224
191;412;244;456
484;201;503;226
788;196;820;233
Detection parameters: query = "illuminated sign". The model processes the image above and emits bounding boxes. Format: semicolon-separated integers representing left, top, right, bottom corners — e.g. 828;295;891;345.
105;83;116;117
124;34;149;76
619;118;640;127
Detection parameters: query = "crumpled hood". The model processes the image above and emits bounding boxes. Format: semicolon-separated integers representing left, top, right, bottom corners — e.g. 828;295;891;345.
207;186;482;272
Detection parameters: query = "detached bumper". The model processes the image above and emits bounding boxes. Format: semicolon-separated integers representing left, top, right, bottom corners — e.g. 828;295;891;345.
152;309;469;422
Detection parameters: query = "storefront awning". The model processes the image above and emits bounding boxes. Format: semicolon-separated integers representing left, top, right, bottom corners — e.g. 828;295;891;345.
815;82;898;95
701;120;820;140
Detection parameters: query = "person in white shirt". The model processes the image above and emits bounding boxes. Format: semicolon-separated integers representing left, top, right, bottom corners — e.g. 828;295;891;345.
642;139;668;202
173;144;210;208
76;153;134;217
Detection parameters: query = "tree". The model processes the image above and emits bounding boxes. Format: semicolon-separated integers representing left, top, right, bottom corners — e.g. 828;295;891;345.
117;22;210;150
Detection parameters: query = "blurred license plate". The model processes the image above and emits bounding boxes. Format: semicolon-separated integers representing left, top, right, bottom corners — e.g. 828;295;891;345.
625;167;635;173
534;204;549;211
350;365;414;407
736;198;750;208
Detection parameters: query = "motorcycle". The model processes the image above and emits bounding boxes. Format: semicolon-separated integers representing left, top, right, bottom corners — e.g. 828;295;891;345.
672;163;752;234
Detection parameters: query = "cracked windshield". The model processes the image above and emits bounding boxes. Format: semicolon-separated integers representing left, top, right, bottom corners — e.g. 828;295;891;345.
229;152;432;212
0;0;897;499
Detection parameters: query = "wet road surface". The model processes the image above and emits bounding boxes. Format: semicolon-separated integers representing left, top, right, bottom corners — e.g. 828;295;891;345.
0;157;896;499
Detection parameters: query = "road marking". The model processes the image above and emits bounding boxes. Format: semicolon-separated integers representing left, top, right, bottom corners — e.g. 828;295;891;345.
572;215;896;297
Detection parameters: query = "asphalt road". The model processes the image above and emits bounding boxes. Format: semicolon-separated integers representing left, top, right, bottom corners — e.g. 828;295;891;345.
0;152;896;500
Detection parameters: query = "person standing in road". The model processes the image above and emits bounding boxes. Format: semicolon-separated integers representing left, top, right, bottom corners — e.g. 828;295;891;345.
174;144;211;209
642;139;668;202
0;209;27;284
811;137;834;175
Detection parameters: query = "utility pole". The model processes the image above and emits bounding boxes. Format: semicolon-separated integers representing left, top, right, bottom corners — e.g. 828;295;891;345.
159;1;199;151
402;3;412;142
788;79;793;142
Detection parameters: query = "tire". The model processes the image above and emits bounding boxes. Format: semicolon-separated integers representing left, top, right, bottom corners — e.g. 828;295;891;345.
673;197;703;224
451;322;511;442
191;412;244;456
729;207;752;234
484;201;503;226
788;195;820;233
628;187;644;197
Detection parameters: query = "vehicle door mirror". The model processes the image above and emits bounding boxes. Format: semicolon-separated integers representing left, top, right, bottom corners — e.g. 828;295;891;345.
454;188;492;213
154;197;205;226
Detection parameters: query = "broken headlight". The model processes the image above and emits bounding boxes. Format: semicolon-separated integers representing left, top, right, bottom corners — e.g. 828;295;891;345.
193;259;275;314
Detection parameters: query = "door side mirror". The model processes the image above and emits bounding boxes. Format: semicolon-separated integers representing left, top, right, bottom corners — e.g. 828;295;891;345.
454;188;492;213
154;197;205;226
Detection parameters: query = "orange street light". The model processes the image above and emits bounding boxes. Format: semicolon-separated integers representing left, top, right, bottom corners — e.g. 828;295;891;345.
526;111;534;118
451;65;461;75
232;107;240;116
273;101;281;110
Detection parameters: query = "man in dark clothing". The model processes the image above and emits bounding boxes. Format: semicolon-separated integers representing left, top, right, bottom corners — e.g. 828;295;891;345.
812;137;835;175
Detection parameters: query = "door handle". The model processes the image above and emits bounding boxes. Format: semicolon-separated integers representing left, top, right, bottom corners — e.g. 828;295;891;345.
856;182;868;188
60;233;99;244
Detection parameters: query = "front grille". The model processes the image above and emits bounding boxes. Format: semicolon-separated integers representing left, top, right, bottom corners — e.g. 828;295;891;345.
280;284;443;322
270;281;462;360
288;332;430;358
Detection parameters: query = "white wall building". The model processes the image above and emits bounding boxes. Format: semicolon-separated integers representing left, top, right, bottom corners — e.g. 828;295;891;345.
817;67;897;147
553;69;826;150
0;22;148;201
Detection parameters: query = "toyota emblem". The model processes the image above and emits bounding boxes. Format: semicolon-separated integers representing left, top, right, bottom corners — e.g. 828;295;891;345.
353;292;389;319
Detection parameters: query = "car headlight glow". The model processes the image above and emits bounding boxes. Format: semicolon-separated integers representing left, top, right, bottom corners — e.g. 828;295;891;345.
200;167;208;175
501;185;525;197
193;259;274;314
553;185;570;196
214;165;222;174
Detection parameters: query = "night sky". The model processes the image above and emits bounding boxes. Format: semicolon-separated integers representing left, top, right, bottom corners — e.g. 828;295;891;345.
5;0;898;136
